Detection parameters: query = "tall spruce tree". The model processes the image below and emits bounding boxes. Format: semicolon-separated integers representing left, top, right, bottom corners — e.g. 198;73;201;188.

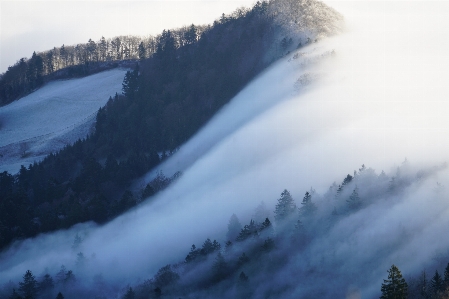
430;270;444;296
274;189;296;223
18;270;38;299
380;265;408;299
347;186;361;210
226;214;242;241
123;287;135;299
299;191;317;217
444;263;449;289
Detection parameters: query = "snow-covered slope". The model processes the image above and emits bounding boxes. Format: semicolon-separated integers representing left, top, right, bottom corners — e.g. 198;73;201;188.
0;69;128;174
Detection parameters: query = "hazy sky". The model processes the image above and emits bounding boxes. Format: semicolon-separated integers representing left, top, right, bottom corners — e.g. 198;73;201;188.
0;0;255;73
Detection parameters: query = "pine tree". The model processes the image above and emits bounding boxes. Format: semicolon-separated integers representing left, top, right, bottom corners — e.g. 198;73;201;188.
185;244;200;263
236;220;257;242
418;271;429;299
200;238;215;255
430;270;444;296
123;287;135;299
184;24;197;44
18;270;38;299
299;191;317;217
9;289;22;299
38;274;54;295
138;42;146;60
122;69;139;100
444;263;449;289
380;265;408;299
239;271;249;283
261;238;275;252
75;252;86;267
274;189;296;223
237;253;250;266
55;265;67;284
259;218;272;233
347;186;361;210
226;214;242;241
55;292;64;299
154;265;179;288
212;252;228;281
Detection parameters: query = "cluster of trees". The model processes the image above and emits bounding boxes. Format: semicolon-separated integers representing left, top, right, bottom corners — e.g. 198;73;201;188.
0;166;180;249
0;24;210;106
1;186;320;299
3;162;447;299
104;166;449;298
0;0;343;107
3;267;75;299
0;0;290;251
380;263;449;299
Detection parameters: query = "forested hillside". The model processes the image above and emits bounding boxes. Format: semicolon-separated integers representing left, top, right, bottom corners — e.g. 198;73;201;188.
2;163;449;299
0;28;205;106
0;0;342;251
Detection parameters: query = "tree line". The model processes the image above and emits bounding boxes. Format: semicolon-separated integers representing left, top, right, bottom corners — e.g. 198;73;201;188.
4;162;449;298
0;24;209;106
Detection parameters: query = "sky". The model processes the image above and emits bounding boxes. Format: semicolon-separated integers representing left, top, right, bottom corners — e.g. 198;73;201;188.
0;0;255;73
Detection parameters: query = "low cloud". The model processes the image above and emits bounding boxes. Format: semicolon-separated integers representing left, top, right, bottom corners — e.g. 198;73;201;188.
1;1;449;298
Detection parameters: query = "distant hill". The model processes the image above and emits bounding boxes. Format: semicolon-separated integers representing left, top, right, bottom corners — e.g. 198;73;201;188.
0;0;342;251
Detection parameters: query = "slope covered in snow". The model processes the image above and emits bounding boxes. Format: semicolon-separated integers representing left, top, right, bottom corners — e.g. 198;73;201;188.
0;69;128;174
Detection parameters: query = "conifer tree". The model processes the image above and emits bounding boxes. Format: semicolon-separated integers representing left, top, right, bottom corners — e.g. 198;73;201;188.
237;252;250;266
299;191;317;217
212;252;228;282
154;265;179;288
274;189;296;223
18;270;38;299
185;244;202;263
430;270;444;296
380;265;408;299
259;218;272;233
38;274;54;295
444;262;449;289
347;186;361;210
185;24;197;44
236;220;258;242
418;271;429;299
123;287;135;299
138;42;146;60
226;214;242;241
239;271;249;283
9;289;22;299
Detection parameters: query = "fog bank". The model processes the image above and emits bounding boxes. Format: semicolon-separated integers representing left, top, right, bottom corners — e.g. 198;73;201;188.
1;1;449;298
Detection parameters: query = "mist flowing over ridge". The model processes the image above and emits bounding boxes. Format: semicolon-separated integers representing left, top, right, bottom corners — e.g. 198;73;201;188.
1;1;449;298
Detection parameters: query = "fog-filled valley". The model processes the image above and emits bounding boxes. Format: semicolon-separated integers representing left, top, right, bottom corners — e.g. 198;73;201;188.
2;1;449;299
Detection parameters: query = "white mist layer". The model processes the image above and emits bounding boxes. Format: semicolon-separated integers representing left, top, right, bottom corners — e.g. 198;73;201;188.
0;69;128;174
1;1;449;298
